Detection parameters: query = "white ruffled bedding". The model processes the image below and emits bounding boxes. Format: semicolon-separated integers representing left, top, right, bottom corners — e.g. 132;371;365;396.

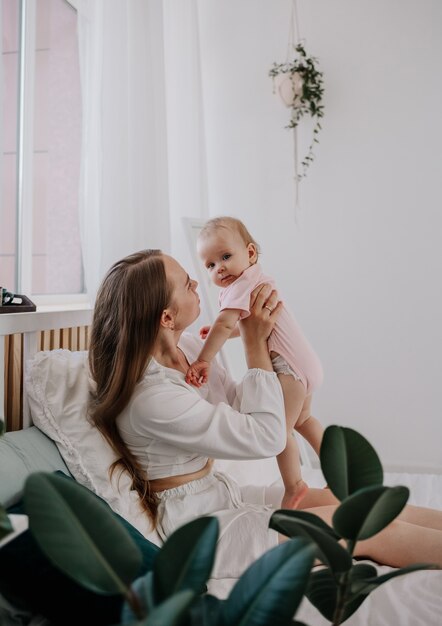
214;459;442;626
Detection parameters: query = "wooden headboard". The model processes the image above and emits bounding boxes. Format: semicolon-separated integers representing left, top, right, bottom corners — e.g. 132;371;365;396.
1;309;93;432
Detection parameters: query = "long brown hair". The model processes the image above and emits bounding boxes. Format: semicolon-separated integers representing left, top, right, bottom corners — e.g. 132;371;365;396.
88;249;172;525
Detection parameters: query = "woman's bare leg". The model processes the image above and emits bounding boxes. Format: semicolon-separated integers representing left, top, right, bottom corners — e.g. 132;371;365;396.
396;503;442;531
298;487;339;508
302;505;442;567
295;489;442;532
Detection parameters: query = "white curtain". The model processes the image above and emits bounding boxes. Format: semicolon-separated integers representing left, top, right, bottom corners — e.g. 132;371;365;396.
76;0;208;301
162;0;209;271
77;0;103;302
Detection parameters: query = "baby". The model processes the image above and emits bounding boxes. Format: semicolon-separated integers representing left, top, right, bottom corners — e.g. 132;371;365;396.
186;216;324;509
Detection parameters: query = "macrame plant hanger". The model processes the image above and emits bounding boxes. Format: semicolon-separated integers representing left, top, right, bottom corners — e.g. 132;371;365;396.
287;0;302;212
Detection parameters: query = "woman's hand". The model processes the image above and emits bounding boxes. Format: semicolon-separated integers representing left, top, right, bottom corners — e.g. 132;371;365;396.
239;284;282;372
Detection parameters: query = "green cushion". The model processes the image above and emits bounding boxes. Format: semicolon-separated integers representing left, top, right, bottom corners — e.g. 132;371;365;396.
0;472;159;626
0;426;69;507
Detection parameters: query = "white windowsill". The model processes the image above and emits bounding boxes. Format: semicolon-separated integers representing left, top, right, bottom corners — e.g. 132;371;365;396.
0;306;93;335
33;302;93;313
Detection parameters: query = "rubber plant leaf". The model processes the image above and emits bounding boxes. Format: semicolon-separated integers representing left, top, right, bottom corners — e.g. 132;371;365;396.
306;565;375;624
24;472;141;595
187;594;224;626
121;573;152;623
143;590;195;626
332;564;430;624
320;426;383;501
350;562;439;597
270;509;352;574
221;537;315;626
332;485;409;541
153;516;219;604
305;568;337;622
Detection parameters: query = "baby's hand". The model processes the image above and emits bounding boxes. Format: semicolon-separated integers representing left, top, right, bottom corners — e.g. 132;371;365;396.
185;359;211;387
199;325;211;340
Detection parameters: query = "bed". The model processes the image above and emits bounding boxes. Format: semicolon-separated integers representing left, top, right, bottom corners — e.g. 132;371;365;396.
1;311;441;625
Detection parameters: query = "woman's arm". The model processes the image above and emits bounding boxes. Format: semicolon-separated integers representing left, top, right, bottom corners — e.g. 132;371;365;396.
130;285;286;461
239;283;282;371
131;374;286;460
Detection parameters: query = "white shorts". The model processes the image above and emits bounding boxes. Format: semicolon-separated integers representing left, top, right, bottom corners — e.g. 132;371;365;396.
156;471;283;592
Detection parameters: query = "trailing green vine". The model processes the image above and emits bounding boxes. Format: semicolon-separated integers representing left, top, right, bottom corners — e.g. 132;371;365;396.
269;43;324;180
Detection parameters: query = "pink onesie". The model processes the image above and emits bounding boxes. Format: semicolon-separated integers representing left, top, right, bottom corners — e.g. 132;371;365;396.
219;264;323;394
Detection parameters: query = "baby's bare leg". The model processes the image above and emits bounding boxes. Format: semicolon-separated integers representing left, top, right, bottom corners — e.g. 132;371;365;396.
276;373;309;508
294;393;324;456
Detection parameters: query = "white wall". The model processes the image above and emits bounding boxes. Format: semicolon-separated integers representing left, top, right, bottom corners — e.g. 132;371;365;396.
197;0;442;472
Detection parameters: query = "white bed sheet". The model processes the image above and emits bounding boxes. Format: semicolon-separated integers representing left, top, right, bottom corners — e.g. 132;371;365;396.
212;459;442;626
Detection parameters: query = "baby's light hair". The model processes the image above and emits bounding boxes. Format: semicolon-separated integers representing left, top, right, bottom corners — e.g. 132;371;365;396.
198;216;260;259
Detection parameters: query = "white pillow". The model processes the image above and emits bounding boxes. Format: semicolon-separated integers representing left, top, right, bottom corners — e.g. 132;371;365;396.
25;349;155;539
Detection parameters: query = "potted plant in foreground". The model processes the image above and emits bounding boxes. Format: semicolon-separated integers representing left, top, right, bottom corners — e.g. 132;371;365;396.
23;426;436;625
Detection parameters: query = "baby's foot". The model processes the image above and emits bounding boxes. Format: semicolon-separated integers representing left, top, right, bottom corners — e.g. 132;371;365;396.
281;480;309;510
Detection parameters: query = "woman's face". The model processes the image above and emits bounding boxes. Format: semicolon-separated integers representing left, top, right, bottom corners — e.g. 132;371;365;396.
163;255;200;330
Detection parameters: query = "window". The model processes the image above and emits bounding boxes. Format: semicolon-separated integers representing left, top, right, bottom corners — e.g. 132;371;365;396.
1;0;84;302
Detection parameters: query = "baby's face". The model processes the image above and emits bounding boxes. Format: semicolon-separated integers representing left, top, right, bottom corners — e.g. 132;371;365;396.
198;229;256;288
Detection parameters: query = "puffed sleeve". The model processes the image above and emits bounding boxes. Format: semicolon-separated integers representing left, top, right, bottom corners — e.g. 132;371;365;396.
130;369;286;460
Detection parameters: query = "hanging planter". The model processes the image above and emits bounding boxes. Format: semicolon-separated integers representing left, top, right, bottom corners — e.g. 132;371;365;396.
269;43;324;182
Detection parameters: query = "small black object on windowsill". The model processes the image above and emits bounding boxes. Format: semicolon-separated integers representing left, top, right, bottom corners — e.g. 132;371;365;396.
0;288;36;314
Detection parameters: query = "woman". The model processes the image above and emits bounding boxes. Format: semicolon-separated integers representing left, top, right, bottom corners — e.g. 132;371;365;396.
88;250;442;577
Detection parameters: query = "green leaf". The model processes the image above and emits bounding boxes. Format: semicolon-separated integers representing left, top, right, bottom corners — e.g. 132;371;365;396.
187;594;223;626
142;571;156;612
144;590;195;626
305;568;337;621
0;506;13;541
126;590;196;625
340;564;436;623
350;562;438;596
306;565;376;624
332;485;409;541
349;563;378;586
271;510;339;538
153;517;219;604
339;593;368;623
270;510;351;574
24;472;141;595
221;538;315;626
121;574;152;623
320;426;383;501
340;563;378;620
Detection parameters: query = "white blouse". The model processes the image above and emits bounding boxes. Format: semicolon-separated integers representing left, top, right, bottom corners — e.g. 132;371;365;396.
117;333;286;480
